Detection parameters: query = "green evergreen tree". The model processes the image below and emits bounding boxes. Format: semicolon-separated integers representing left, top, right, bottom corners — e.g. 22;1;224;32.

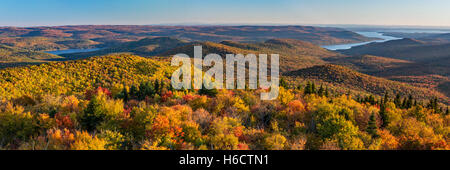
304;81;312;95
383;92;389;104
394;93;401;108
296;84;302;91
154;80;160;95
368;95;375;105
138;81;156;100
406;95;413;109
379;102;390;128
434;98;439;113
122;87;129;103
401;97;407;109
318;85;324;97
367;113;379;138
81;95;106;131
427;97;439;113
198;82;218;97
280;78;289;89
356;95;361;103
311;82;316;94
129;85;138;99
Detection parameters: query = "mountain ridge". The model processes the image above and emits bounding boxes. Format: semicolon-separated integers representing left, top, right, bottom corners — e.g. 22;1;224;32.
284;64;448;104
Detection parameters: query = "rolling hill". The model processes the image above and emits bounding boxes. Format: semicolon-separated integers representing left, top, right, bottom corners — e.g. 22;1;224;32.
325;55;413;74
61;37;189;58
380;32;450;44
0;54;173;99
284;64;448;103
336;38;450;95
325;54;449;91
161;38;343;73
0;25;374;51
0;44;62;68
65;37;343;73
338;38;450;62
0;36;67;51
420;33;450;44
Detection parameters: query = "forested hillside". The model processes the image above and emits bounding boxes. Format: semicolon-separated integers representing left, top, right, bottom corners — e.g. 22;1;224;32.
0;54;173;99
336;38;450;101
0;54;448;150
161;38;341;72
62;37;189;58
284;64;448;104
0;44;62;68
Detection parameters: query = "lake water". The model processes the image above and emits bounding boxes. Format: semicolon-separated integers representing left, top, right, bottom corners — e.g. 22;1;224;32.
45;48;101;55
321;32;401;50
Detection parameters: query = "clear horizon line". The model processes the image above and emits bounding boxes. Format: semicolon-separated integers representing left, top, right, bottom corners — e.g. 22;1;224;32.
2;23;450;29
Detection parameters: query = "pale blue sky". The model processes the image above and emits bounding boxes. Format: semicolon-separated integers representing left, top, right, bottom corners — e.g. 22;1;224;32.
1;0;449;26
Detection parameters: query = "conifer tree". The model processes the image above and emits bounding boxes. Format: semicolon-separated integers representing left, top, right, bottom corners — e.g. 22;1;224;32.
368;95;375;105
406;95;413;109
154;80;160;95
81;94;106;131
427;97;439;113
122;87;129;103
198;82;218;97
383;92;389;104
318;85;324;97
129;85;138;99
280;78;289;89
401;97;407;109
434;98;439;113
296;84;302;91
379;102;390;128
311;82;316;94
304;81;312;95
367;113;379;138
394;93;401;108
356;95;361;103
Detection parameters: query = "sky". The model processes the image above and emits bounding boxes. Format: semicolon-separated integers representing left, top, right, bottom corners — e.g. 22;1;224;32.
1;0;450;27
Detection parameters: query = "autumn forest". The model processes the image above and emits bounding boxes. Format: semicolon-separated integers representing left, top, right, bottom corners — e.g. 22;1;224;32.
0;25;449;150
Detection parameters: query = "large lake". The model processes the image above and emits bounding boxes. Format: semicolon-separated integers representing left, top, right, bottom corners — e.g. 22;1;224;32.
321;32;401;50
45;48;101;55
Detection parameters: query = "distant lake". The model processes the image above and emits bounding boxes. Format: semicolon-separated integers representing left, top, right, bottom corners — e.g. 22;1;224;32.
322;32;401;50
45;48;101;55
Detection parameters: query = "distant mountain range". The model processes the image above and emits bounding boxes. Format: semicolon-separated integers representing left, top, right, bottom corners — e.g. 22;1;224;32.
0;25;375;51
